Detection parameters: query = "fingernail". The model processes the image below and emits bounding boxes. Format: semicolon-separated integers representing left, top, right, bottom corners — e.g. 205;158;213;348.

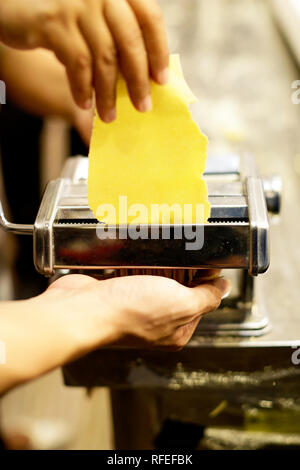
82;98;92;110
156;67;169;85
102;108;116;123
138;95;152;112
211;278;232;299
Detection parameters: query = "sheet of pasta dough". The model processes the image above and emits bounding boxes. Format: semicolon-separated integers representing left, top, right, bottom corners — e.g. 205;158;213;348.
88;54;210;225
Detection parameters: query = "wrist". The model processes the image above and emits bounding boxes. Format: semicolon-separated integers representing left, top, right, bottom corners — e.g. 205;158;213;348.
0;296;85;391
35;286;122;356
19;296;84;379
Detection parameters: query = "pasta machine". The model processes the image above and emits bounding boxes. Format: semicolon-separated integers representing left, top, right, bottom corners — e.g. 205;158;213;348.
0;153;281;336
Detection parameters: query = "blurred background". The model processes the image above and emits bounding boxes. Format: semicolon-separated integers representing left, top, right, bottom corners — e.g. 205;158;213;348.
0;0;300;450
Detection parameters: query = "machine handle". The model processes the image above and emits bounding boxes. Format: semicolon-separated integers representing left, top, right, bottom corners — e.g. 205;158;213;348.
0;199;33;235
263;175;282;214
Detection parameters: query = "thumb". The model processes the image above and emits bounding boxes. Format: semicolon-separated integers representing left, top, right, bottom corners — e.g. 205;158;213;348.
190;277;231;315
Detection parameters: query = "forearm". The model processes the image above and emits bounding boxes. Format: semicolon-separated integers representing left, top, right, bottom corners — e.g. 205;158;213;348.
0;46;76;121
0;296;97;395
0;271;229;395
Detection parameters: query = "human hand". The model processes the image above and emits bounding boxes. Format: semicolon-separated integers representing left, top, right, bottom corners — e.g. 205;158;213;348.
0;273;230;394
42;273;231;352
0;0;169;122
0;47;93;145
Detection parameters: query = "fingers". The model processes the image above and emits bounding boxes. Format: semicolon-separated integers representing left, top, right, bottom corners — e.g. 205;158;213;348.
35;0;169;120
47;274;97;292
79;10;118;122
158;278;231;351
127;0;169;84
188;269;222;287
194;269;222;281
152;277;231;351
44;24;93;109
158;317;201;351
171;277;230;327
190;278;231;316
104;0;152;112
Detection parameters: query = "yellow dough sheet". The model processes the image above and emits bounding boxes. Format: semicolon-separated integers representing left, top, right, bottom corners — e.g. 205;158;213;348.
88;54;210;225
